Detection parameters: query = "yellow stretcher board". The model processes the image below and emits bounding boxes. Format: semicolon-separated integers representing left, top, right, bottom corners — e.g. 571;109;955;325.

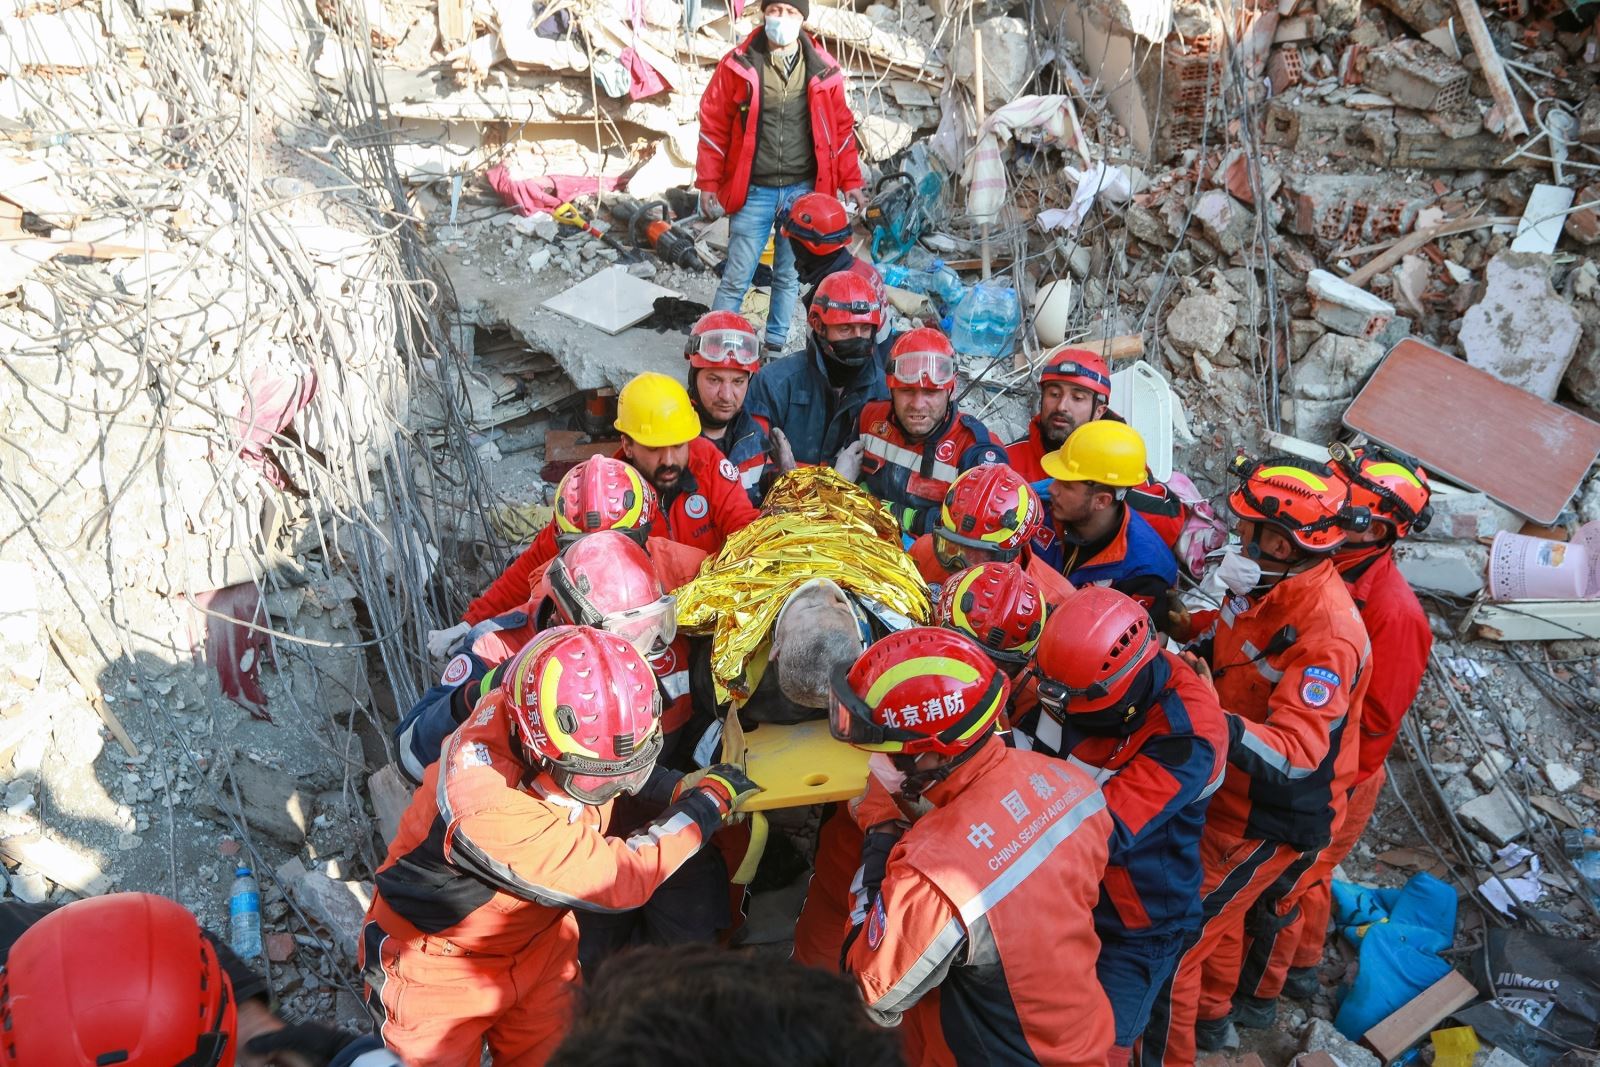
739;718;869;812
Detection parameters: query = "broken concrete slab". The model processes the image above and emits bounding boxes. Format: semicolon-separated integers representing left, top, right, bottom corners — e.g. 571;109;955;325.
275;857;372;959
1545;761;1581;793
1308;270;1395;339
1263;95;1532;171
202;759;313;848
1361;39;1469;112
1393;541;1489;597
1458;785;1535;845
1193;190;1256;258
1469;749;1513;791
1166;293;1236;357
1292;334;1386;400
1414;491;1522;543
1459;253;1581;401
1510;184;1575;255
953;18;1032;113
1300;1018;1381;1067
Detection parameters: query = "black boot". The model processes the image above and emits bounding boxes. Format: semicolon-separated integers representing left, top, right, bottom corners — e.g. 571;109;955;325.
1232;994;1277;1030
1195;1015;1239;1051
1282;965;1319;1001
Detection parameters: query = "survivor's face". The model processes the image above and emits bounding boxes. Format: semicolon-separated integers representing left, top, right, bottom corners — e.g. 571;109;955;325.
893;386;949;440
695;369;751;425
1038;382;1103;447
625;440;690;494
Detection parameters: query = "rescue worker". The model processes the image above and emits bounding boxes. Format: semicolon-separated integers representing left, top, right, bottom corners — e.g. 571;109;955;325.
614;372;760;555
398;531;693;783
1017;587;1228;1066
695;0;865;354
933;560;1048;680
1141;457;1372;1066
830;627;1116;1066
440;455;704;639
363;625;760;1066
1231;444;1433;1023
853;327;1007;539
0;891;401;1067
908;462;1075;609
684;310;775;507
1005;347;1188;547
779;191;893;357
1038;420;1177;615
746;270;887;466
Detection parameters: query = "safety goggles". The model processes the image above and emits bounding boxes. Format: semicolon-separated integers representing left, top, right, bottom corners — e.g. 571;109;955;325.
695;328;761;367
600;594;679;655
932;531;1017;572
1026;627;1152;721
552;728;662;804
891;350;956;388
827;663;1003;752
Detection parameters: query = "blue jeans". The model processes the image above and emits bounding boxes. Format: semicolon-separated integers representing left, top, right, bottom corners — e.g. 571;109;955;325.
1099;927;1192;1052
713;182;810;347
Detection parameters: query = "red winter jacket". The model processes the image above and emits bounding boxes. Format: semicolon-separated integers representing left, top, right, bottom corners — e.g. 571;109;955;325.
695;29;864;217
1338;549;1431;782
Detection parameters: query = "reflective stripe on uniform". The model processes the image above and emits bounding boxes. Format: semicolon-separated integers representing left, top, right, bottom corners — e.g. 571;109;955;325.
1236;713;1347;781
1239;640;1285;683
862;433;959;484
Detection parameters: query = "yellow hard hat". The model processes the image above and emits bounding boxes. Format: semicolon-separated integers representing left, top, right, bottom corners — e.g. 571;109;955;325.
615;372;702;447
1040;420;1147;486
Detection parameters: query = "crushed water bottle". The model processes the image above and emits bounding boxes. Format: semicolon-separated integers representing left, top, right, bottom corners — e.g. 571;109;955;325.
1564;828;1600;908
950;282;1021;359
229;866;263;960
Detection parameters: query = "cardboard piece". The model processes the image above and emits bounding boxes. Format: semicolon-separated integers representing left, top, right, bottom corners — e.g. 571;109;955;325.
540;265;681;335
1362;970;1479;1061
740;718;869;812
1343;339;1600;524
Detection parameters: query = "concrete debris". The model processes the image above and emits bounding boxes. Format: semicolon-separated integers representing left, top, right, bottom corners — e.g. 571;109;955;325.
1393;542;1490;598
1166;293;1236;357
1458;786;1538;846
1360;39;1468;112
1306;270;1395;340
1460;253;1582;401
1545;762;1582;794
275;858;373;960
1469;749;1513;792
1300;1018;1381;1067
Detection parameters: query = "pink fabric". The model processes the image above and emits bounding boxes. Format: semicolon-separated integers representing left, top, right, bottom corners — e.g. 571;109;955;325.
485;165;622;215
188;584;273;721
230;365;317;491
620;46;669;99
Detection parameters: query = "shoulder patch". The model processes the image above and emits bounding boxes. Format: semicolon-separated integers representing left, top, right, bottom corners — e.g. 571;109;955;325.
935;439;956;462
684;493;709;519
1301;679;1333;707
441;653;472;686
718;458;739;483
866;894;887;949
1304;666;1341;687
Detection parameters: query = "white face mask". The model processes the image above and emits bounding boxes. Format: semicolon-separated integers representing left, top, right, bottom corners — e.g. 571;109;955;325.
1216;547;1263;597
764;14;802;46
867;752;906;795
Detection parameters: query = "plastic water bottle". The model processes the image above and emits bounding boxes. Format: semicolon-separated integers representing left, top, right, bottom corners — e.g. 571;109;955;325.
229;867;263;960
950;283;1021;359
880;263;931;295
1565;829;1600;908
926;260;966;308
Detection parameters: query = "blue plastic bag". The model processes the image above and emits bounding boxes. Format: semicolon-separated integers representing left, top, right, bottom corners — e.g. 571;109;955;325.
1330;872;1459;1040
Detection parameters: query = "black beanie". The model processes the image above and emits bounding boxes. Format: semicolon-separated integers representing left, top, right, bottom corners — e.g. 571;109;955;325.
763;0;809;19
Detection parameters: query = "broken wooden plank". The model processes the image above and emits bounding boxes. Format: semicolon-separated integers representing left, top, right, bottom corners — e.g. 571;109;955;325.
1453;0;1529;139
0;833;112;896
1362;970;1479;1062
1344;215;1516;288
46;626;139;758
368;765;413;846
1472;599;1600;641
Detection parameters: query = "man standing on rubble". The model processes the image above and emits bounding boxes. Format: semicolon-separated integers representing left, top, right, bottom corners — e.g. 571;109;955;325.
695;0;865;355
1230;444;1433;1026
1141;456;1371;1067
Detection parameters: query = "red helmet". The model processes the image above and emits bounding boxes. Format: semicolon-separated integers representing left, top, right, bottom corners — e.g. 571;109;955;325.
781;192;852;255
554;456;659;548
935;563;1048;674
807;270;884;333
1038;346;1112;399
829;627;1009;756
501;625;663;804
0;892;237;1067
887;328;957;392
547;530;677;654
1031;586;1160;721
685;310;760;372
1228;454;1370;555
1327;441;1432;539
934;463;1044;570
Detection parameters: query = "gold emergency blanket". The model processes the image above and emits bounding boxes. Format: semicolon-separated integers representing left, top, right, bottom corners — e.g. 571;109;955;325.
676;467;931;696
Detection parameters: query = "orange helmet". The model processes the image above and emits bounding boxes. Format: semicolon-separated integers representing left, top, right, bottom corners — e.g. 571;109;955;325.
0;893;237;1067
1031;586;1159;719
781;192;852;255
554;456;658;548
935;563;1048;675
501;625;663;804
1327;441;1431;539
1228;454;1370;555
934;464;1044;571
829;627;1008;756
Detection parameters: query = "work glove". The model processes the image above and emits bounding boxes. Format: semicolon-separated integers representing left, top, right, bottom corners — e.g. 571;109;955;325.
833;439;864;482
769;426;798;475
692;762;763;818
426;621;470;659
699;190;726;221
860;819;907;901
242;1022;355;1067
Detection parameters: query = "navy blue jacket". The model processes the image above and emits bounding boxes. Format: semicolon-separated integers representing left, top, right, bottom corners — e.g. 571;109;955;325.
746;342;888;466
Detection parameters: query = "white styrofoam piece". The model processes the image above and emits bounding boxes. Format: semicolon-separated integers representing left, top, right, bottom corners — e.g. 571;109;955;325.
1511;183;1575;255
540;265;681;336
1109;359;1174;481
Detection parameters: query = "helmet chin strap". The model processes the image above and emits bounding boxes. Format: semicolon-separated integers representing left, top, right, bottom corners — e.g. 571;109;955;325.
892;732;989;800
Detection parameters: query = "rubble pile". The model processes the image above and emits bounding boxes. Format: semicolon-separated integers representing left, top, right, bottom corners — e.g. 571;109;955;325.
0;0;492;1023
